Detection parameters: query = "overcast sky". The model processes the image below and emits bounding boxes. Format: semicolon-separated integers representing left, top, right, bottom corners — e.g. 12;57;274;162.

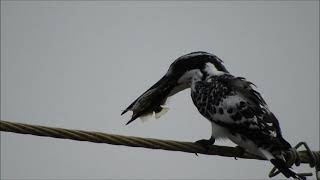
1;1;319;179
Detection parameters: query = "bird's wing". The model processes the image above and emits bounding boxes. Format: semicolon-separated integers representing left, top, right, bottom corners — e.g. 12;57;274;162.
192;74;291;151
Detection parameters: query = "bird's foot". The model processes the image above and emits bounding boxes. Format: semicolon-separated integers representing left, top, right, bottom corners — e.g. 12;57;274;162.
194;137;215;156
234;146;245;160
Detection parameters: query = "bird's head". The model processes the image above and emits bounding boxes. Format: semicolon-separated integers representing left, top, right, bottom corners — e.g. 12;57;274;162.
122;51;228;125
166;51;228;88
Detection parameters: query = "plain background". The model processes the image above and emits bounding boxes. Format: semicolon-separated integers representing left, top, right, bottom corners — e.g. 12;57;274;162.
1;1;319;179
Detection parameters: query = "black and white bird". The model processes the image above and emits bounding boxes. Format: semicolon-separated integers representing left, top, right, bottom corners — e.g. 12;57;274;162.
122;51;304;179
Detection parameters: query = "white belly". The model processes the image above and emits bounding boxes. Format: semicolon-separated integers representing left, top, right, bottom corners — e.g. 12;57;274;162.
210;122;263;157
210;122;230;139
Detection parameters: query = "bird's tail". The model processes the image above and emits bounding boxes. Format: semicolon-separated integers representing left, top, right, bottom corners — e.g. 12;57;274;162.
260;149;305;180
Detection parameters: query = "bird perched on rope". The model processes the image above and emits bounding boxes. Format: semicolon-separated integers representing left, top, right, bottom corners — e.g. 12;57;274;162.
121;51;305;180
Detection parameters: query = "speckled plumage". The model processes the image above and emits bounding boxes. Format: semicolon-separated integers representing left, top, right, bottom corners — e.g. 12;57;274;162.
191;74;291;153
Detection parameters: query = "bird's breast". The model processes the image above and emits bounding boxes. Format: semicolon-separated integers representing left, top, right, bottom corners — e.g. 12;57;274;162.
191;79;232;121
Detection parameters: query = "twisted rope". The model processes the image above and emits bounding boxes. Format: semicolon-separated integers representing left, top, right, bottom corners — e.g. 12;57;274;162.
1;120;319;179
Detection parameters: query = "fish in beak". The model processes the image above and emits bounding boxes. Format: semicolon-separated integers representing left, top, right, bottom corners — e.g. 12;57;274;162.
122;74;187;125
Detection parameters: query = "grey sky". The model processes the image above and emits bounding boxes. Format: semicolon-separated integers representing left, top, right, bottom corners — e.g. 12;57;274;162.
1;1;319;179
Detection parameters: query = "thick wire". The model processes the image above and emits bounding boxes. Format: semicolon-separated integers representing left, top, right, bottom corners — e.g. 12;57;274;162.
1;120;319;179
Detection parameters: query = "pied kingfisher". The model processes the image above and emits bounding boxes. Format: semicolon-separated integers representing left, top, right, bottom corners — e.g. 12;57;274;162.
122;51;304;179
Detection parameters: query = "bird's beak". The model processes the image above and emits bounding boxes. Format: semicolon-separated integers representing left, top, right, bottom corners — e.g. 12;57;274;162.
122;74;184;125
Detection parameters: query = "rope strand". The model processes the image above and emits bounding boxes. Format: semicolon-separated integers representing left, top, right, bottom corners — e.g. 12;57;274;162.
1;120;319;179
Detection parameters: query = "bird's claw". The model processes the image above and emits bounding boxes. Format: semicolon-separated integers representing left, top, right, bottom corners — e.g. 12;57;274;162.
194;137;215;156
234;146;245;160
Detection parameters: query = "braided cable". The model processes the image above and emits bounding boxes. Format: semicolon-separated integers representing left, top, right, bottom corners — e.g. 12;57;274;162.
1;120;319;179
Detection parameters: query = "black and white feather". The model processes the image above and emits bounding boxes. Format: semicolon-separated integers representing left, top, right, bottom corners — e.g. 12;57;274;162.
191;74;290;152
